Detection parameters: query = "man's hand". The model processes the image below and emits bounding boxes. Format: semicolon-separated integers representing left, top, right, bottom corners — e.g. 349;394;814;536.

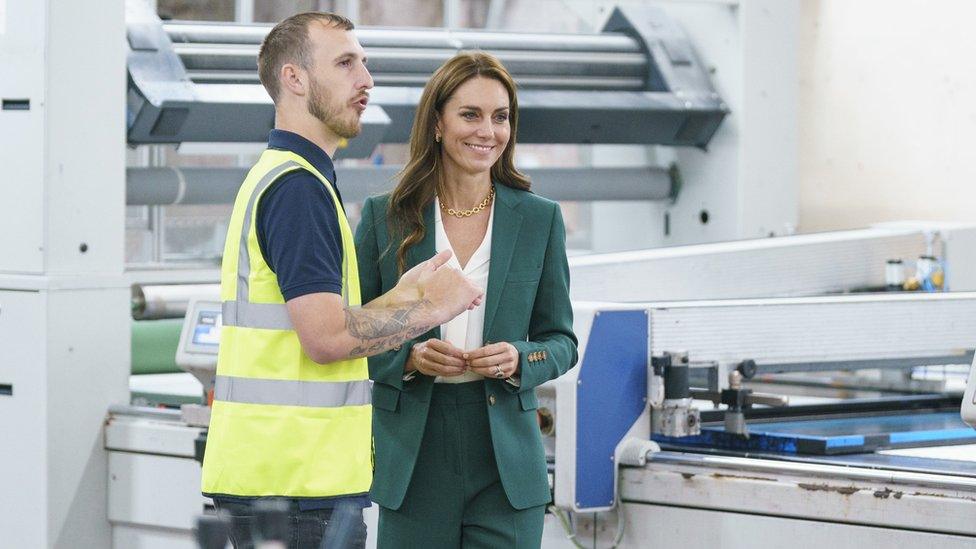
407;338;467;377
465;342;520;379
394;249;453;300
415;255;484;324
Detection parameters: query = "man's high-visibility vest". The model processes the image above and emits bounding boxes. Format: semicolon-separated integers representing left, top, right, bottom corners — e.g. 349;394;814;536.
201;148;371;498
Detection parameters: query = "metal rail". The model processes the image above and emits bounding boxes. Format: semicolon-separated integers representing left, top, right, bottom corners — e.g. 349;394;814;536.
643;451;976;491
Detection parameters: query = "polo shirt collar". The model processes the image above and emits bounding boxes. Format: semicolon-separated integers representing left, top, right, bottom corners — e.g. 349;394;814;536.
267;129;337;184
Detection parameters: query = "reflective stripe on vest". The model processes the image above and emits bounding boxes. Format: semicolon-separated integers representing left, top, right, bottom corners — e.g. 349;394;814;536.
215;375;371;408
221;300;292;330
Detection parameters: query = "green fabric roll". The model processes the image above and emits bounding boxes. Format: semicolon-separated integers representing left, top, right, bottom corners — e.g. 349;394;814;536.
131;319;184;375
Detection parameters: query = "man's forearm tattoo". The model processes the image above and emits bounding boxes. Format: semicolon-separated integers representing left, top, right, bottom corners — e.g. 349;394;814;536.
348;323;435;357
346;299;430;339
345;299;434;357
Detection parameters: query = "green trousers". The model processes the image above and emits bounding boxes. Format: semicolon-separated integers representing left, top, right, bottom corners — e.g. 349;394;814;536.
377;381;545;548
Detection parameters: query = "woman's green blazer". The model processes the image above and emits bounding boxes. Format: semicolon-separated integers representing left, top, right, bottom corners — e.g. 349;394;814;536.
354;183;578;511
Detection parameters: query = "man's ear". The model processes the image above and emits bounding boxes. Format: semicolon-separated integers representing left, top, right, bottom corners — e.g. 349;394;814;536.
280;63;306;97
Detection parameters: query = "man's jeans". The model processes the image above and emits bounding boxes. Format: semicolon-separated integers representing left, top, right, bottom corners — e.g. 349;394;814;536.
214;499;367;549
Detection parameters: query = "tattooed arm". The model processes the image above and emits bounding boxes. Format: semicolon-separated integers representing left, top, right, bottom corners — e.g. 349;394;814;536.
344;299;438;357
285;293;436;363
286;250;484;363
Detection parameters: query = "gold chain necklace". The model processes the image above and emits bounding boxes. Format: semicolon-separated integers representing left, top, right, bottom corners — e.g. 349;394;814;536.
440;185;495;219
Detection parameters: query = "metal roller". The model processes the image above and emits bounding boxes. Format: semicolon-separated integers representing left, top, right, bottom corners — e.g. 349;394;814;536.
131;318;184;375
132;284;220;320
174;47;647;90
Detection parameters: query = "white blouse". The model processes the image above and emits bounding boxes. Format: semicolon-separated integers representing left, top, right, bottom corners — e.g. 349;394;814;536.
433;196;493;384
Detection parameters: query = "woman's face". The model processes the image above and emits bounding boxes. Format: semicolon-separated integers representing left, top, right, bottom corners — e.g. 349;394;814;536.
436;76;511;178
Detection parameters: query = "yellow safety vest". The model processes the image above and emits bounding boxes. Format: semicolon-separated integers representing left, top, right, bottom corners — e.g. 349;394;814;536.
201;149;371;498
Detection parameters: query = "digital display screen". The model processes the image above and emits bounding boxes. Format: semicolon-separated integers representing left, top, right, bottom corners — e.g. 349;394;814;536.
191;310;222;346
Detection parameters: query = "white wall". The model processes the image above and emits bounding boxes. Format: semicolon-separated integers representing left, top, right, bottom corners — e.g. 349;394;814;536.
799;0;976;232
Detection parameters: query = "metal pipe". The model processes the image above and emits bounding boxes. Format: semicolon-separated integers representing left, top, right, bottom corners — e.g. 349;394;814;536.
162;22;642;53
756;353;976;374
126;165;674;205
183;70;645;90
131;283;220;320
126;167;246;205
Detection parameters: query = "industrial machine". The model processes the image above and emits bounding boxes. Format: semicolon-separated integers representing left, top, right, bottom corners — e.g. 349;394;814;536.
537;227;976;548
105;299;219;548
109;224;976;549
121;0;798;251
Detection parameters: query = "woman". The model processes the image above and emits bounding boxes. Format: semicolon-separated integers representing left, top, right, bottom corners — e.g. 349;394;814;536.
355;52;578;548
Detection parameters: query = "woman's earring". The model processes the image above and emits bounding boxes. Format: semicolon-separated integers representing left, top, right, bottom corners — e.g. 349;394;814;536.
435;133;441;143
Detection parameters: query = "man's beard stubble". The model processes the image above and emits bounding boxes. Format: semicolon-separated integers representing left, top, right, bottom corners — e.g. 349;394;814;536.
307;76;361;140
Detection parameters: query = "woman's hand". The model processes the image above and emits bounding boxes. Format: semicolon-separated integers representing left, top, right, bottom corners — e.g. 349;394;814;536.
465;342;519;379
406;338;467;377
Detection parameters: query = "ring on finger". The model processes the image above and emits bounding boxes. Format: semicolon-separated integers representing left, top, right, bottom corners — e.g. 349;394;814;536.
493;365;504;378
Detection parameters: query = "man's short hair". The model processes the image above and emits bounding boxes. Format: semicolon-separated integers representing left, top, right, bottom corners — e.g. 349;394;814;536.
258;12;355;104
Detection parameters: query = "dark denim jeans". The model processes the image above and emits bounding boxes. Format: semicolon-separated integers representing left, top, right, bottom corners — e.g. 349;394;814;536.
214;499;367;549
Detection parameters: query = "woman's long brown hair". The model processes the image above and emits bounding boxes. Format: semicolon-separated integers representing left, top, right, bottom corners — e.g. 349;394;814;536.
387;52;531;274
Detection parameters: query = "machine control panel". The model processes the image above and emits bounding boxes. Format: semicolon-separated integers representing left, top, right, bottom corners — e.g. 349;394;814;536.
176;299;221;390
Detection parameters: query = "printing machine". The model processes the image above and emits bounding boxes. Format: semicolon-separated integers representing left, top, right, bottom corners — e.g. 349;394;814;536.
537;227;976;548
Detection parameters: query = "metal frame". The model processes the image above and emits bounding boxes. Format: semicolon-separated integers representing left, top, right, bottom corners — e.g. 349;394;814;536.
570;224;976;301
125;4;728;148
644;293;976;369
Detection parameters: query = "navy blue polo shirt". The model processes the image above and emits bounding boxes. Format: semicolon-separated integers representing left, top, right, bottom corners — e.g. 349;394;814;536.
214;130;370;511
256;129;346;301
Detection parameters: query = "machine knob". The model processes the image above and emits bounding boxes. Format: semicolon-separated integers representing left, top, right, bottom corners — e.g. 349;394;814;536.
737;359;757;379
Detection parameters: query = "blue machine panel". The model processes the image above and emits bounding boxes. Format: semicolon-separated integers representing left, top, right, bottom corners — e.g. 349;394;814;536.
576;310;648;509
655;412;976;455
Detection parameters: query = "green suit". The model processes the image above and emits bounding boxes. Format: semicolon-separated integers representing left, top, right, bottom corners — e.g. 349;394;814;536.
355;184;578;545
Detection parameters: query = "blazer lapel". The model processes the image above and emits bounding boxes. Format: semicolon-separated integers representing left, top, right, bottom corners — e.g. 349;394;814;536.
482;184;524;340
407;202;437;270
407;201;440;340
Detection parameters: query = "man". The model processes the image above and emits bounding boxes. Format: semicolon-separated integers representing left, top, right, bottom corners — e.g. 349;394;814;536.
200;12;484;549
